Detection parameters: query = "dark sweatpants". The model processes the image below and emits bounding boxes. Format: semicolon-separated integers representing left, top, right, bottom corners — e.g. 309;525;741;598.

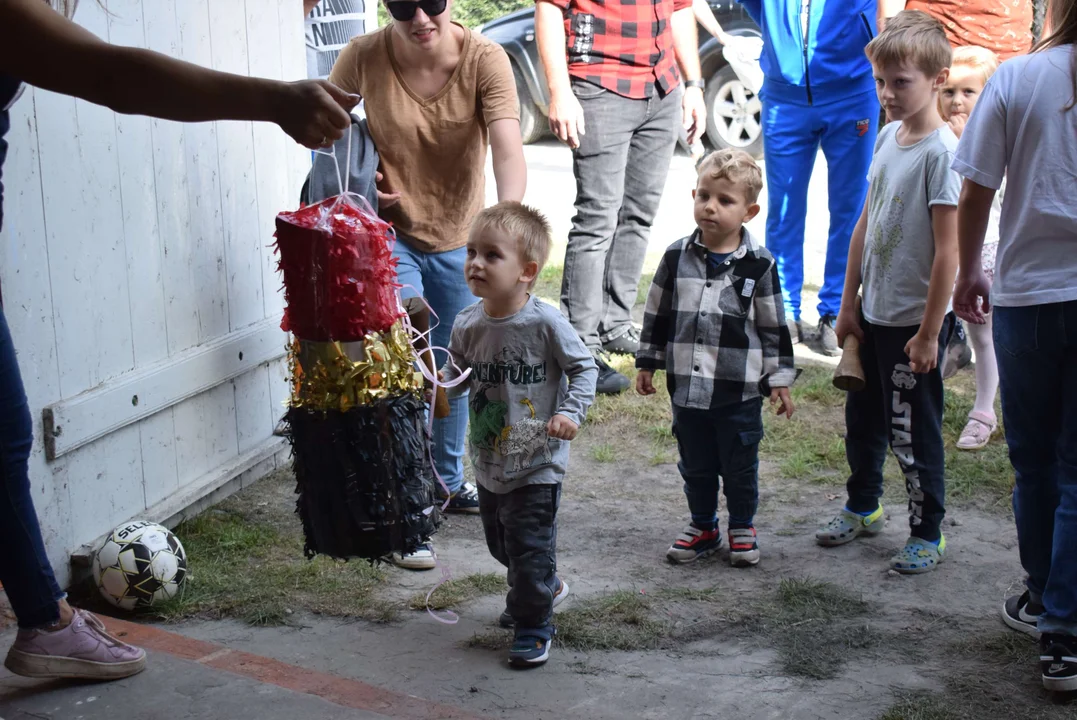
844;312;956;542
478;484;560;640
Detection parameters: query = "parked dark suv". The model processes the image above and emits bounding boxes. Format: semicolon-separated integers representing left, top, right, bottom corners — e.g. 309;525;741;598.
477;1;763;157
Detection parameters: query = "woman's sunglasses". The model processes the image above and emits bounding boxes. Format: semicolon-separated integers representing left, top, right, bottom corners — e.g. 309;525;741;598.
386;0;448;22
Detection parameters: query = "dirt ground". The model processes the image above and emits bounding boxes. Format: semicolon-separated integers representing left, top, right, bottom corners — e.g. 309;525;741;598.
127;341;1074;720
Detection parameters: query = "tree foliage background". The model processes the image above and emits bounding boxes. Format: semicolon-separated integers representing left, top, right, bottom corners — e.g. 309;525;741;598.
378;0;532;29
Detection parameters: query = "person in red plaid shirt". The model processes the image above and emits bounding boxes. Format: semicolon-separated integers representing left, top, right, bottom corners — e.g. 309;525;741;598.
536;0;707;395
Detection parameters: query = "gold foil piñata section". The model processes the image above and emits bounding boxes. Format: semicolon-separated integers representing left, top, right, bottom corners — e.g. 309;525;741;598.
289;321;424;411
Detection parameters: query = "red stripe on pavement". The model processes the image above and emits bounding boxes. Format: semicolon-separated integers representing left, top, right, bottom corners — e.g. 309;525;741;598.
103;616;488;720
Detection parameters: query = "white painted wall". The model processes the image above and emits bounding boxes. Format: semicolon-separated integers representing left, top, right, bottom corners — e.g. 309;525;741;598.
0;0;313;586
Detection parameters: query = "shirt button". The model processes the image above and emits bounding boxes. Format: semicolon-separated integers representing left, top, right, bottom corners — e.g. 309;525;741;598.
697;337;703;343
700;311;707;317
705;281;712;288
694;365;700;371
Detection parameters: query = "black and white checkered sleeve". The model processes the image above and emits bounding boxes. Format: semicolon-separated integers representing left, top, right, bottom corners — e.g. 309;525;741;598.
754;258;797;388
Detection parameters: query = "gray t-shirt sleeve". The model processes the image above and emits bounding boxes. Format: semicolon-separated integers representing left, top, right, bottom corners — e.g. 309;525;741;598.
927;146;961;208
952;72;1008;191
547;311;598;427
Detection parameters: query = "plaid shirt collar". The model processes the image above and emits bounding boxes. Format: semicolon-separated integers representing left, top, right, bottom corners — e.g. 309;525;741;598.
687;226;761;265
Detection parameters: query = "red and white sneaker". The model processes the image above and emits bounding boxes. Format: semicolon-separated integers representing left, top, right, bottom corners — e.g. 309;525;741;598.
666;525;722;564
728;527;760;567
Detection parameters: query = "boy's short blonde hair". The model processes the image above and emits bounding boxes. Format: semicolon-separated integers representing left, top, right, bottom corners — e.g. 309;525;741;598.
951;45;1000;85
470;201;552;285
695;148;764;204
866;10;952;77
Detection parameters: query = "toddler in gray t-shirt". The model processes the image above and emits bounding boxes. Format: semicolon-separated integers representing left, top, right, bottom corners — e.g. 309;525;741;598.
440;202;597;668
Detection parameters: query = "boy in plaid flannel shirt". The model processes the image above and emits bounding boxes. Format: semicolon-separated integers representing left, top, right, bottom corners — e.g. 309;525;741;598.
637;149;797;567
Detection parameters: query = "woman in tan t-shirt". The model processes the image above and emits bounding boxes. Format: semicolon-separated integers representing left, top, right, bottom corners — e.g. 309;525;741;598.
329;0;526;569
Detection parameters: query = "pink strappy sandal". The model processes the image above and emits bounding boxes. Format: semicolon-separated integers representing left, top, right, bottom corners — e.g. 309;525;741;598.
957;411;996;451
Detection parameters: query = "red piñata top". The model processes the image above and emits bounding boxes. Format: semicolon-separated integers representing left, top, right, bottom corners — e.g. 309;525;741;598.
274;198;403;342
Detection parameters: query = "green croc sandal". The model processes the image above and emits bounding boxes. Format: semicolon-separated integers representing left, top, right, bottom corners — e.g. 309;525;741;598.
815;505;885;547
890;535;946;574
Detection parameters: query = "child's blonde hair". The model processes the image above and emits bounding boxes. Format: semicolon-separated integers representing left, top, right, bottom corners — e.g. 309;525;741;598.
865;10;952;77
696;148;763;204
470;202;552;287
951;45;1000;86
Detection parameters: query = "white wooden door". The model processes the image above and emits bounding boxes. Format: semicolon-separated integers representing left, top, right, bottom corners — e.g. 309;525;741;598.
0;0;312;585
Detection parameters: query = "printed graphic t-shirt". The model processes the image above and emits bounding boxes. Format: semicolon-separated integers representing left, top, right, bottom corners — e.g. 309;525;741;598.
862;122;961;327
306;0;369;80
441;296;598;494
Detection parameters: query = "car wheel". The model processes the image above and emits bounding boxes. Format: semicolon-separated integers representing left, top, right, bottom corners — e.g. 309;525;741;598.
705;64;764;159
513;64;545;145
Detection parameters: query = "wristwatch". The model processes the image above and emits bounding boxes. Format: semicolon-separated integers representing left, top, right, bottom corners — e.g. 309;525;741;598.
685;79;705;91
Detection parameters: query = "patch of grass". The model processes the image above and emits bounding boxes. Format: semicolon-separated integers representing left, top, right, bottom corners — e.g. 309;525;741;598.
636;272;655;306
878;694;965;720
591;443;617;463
756;578;875;680
941;372;1013;506
463;579;878;679
554;590;672;651
152;504;392;626
534;263;563;305
408;572;505;611
467;628;512;650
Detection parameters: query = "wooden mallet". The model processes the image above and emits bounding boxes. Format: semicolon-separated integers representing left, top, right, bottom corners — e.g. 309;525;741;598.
832;297;866;392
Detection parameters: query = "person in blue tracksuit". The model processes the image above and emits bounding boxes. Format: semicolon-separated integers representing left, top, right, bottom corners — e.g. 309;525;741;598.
737;0;880;355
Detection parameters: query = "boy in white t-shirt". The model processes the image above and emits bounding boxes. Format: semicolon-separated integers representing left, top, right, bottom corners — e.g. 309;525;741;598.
816;11;961;575
952;4;1077;692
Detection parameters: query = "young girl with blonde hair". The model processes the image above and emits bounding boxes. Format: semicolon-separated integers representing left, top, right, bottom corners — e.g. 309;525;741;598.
938;45;1002;450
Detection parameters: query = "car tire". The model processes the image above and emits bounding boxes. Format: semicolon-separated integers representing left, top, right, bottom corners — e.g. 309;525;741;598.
705;63;764;159
513;64;546;145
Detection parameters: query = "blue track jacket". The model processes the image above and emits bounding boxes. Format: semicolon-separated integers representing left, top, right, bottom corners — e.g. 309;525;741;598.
738;0;877;106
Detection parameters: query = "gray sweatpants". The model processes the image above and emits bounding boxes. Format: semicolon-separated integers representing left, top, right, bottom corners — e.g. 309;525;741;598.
478;483;560;638
560;78;682;350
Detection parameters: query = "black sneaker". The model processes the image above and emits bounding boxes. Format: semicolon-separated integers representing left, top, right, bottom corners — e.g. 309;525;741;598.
1040;633;1077;692
1002;590;1044;638
816;316;839;357
602;327;640;356
593;352;630;395
509;629;553;667
445;481;480;514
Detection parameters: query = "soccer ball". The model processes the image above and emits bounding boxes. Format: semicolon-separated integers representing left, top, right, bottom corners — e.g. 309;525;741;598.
92;521;188;610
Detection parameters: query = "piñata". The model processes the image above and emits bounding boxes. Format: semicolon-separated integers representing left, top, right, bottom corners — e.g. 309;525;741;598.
274;195;439;561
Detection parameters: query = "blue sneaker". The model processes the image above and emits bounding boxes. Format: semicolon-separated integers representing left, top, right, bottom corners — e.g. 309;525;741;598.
509;630;552;667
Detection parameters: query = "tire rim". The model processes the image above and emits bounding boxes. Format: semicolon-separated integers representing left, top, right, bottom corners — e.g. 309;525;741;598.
711;79;762;148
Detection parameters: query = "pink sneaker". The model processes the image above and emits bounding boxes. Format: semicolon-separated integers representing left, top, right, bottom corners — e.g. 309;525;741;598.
4;609;146;680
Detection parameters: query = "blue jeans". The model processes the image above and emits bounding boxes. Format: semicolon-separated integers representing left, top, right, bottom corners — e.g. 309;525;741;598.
995;302;1077;637
478;483;560;639
761;90;879;320
672;398;764;530
393;239;475;495
0;305;65;628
